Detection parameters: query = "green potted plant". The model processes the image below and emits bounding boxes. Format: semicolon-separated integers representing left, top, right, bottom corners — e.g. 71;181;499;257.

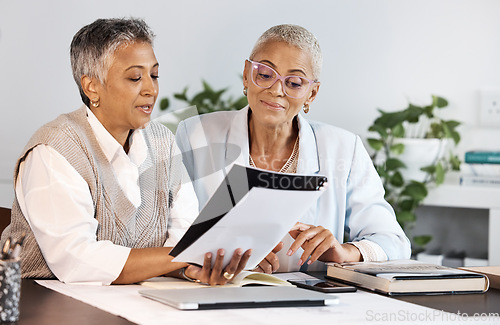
155;80;247;132
367;95;461;254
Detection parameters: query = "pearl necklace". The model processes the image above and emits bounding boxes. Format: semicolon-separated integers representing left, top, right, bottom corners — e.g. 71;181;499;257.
249;136;299;173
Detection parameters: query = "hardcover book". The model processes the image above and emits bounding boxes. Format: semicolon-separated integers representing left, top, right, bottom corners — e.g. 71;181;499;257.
326;260;489;295
460;175;500;187
464;151;500;164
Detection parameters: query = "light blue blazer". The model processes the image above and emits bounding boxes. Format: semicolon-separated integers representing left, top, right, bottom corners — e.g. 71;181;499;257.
175;106;411;271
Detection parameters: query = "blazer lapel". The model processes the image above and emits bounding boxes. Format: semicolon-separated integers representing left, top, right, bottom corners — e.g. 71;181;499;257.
296;113;320;174
225;106;250;168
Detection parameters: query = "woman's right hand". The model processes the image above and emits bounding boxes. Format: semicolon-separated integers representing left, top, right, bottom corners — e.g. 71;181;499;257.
254;242;283;274
184;248;252;286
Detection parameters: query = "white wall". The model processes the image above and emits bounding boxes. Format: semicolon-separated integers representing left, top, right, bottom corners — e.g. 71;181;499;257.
1;0;500;207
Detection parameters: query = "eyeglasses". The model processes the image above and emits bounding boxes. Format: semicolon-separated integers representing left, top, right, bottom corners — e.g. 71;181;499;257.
247;60;317;99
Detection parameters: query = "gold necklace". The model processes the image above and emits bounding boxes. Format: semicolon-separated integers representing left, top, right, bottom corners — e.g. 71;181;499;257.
249;136;299;173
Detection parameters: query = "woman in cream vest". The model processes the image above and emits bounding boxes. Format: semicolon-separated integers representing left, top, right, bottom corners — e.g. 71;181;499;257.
1;18;250;285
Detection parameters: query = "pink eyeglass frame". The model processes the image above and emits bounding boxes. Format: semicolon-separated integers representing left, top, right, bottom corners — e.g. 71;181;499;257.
247;59;318;99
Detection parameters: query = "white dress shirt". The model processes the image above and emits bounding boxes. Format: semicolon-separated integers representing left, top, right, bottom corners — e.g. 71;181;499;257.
16;107;198;285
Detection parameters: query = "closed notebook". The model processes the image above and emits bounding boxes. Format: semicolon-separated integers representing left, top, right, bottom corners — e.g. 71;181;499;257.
326;259;489;295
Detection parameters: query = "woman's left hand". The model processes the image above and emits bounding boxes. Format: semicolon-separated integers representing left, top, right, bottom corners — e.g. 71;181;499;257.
185;248;252;286
287;222;361;265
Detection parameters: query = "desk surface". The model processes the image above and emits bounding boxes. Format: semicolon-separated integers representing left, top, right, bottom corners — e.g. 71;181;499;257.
19;279;134;325
17;278;500;324
394;290;500;315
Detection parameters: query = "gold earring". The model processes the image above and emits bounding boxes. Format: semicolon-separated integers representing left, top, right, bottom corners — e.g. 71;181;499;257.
243;87;248;96
303;104;309;114
90;98;99;108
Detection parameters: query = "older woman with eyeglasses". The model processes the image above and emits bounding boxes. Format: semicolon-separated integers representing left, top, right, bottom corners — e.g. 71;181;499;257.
1;18;251;285
176;24;411;274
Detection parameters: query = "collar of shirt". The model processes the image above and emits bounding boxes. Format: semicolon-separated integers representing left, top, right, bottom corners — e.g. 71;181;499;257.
86;107;147;207
85;107;147;167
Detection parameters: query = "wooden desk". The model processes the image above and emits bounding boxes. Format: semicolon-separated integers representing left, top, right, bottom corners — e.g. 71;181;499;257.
394;289;500;315
18;279;134;325
16;278;500;324
308;271;500;316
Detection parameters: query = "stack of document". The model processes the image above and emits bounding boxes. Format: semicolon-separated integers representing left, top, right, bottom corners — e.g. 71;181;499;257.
170;164;328;269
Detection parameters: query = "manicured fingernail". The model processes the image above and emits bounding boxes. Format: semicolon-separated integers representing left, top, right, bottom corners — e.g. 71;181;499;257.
287;250;292;256
237;249;243;256
206;252;212;258
307;260;312;265
298;259;303;266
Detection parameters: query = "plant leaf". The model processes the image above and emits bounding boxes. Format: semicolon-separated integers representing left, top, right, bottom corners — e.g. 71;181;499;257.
435;162;445;185
401;182;428;201
390;143;405;155
420;165;436;174
210;89;226;105
450;130;461;145
385;158;406;171
413;235;432;247
423;105;434;118
159;97;170;110
396;211;416;223
367;138;384;151
389;171;404;187
375;111;408;129
202;80;213;92
433;95;448;108
444;120;461;129
368;138;384;151
392;123;405;138
399;199;416;211
369;124;388;139
449;154;461;170
407;104;423;123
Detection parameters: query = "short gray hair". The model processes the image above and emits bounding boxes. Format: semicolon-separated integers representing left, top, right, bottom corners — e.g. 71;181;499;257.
249;24;322;80
70;18;155;106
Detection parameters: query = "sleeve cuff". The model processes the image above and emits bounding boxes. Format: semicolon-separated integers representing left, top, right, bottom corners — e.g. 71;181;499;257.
350;240;388;262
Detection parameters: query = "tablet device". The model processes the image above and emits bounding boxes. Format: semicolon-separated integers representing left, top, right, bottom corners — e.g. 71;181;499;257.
139;286;339;310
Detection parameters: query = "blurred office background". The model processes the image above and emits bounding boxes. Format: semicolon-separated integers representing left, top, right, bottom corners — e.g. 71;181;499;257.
1;0;499;263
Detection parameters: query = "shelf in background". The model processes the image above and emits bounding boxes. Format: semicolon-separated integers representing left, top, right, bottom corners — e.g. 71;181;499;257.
422;172;500;266
423;172;500;209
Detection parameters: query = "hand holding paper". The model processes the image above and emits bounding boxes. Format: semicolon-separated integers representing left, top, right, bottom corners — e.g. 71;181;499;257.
288;222;362;265
170;165;328;270
184;248;252;286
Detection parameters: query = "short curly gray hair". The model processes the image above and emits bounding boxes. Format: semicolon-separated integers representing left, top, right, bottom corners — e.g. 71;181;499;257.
70;18;155;106
249;24;322;80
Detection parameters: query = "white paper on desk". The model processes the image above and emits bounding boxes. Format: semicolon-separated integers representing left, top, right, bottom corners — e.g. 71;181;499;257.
172;187;324;269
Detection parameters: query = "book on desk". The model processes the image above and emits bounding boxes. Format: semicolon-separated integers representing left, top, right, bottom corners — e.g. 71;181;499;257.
141;270;295;289
326;259;489;295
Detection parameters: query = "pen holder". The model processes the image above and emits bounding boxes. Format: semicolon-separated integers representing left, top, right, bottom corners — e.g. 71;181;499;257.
0;259;21;323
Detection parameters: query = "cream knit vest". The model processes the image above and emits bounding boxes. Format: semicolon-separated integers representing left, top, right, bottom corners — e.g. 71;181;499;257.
2;106;181;278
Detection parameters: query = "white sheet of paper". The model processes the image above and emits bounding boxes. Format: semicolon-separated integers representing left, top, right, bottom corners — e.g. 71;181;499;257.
172;187;324;269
